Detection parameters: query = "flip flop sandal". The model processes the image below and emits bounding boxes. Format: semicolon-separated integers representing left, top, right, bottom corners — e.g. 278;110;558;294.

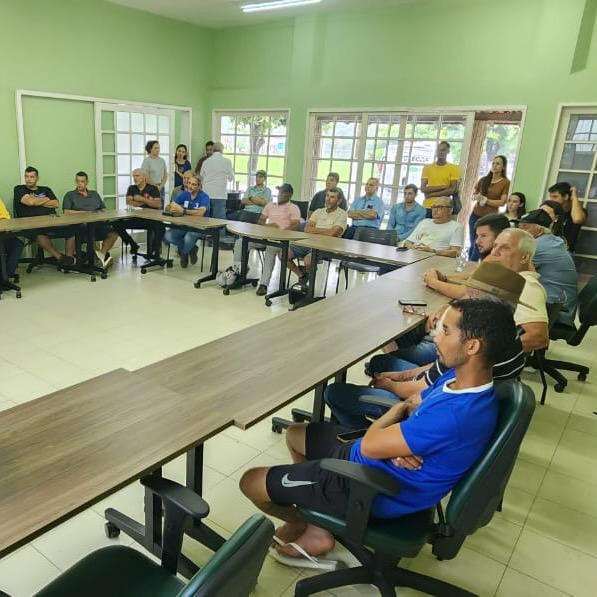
269;535;340;571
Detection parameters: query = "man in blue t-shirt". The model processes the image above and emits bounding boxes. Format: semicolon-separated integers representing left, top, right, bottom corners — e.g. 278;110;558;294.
163;174;210;267
387;184;427;241
239;298;515;563
345;177;385;239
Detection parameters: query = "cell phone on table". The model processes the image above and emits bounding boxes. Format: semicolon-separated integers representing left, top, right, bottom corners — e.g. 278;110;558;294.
336;429;367;443
399;299;427;307
396;246;408;252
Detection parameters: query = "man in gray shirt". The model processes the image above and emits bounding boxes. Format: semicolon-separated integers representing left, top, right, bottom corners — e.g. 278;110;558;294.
63;171;118;268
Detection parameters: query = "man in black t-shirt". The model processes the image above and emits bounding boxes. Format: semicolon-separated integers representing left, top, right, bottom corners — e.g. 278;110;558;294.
13;166;76;266
307;172;347;217
548;182;587;251
112;168;164;256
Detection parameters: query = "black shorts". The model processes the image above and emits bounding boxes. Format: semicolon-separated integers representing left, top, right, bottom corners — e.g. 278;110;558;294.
266;423;352;518
93;222;116;241
27;225;78;241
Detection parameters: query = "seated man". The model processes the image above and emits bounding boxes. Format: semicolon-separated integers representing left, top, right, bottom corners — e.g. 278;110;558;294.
287;188;347;286
345;177;385;239
0;196;24;282
113;168;163;256
547;182;587;252
162;174;210;267
240;298;514;561
387;184;426;241
325;262;526;428
517;209;578;325
170;169;194;203
403;197;463;257
232;183;300;295
308;172;347;217
242;169;272;214
63;171;118;268
13;166;76;266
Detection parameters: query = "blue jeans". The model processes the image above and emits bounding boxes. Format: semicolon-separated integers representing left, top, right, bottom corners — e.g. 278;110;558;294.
163;229;202;255
324;358;416;429
468;212;480;262
4;237;24;278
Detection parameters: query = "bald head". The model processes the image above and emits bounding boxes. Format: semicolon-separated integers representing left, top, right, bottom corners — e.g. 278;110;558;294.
490;228;536;272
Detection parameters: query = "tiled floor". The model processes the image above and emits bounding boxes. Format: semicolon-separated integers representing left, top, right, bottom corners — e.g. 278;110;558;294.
1;248;596;596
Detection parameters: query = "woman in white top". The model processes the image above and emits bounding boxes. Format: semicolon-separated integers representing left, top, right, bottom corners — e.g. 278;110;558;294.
141;140;168;201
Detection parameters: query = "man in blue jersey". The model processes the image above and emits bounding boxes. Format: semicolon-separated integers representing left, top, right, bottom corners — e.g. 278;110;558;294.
239;298;515;562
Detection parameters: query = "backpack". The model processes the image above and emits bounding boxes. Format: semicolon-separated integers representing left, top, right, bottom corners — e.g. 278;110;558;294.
216;266;238;288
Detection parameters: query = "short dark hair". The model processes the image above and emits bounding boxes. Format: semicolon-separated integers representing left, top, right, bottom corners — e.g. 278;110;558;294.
206;141;215;148
541;199;564;217
76;171;88;179
475;213;511;237
25;166;39;176
327;172;340;183
548;182;571;198
449;298;517;367
404;183;418;194
438;141;451;150
145;140;159;154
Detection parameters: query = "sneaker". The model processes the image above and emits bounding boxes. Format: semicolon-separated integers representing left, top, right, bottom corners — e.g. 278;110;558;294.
180;253;189;268
95;250;112;269
189;246;199;265
59;254;76;266
256;284;268;296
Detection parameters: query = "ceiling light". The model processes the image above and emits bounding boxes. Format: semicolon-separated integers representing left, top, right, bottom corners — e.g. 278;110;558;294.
241;0;322;14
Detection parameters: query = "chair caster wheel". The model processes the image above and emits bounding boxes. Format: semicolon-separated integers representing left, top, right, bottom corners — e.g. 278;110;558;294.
141;268;147;274
26;267;33;274
105;521;120;539
101;273;108;280
554;382;566;393
166;261;173;268
578;372;587;382
16;292;22;299
265;299;272;307
251;280;258;287
272;423;283;434
194;282;201;289
223;288;230;296
91;276;96;282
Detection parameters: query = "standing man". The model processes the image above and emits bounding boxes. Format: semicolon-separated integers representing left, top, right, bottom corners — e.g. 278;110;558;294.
547;182;587;251
194;141;215;175
345;177;385;239
13;166;76;266
200;141;234;219
232;183;301;296
242;170;272;214
0;196;24;282
420;141;460;216
308;172;347;217
63;171;118;268
387;184;427;241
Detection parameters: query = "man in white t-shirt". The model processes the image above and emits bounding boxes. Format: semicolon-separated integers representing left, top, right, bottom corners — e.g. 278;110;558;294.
403;196;463;257
199;141;234;219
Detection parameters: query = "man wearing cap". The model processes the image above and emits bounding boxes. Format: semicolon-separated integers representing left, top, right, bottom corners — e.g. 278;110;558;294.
325;262;528;429
287;188;347;285
345;177;385;239
232;183;301;296
403;197;464;257
242;170;272;214
517;209;578;325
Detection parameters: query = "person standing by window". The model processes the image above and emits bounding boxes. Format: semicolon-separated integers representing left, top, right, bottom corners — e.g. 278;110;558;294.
468;156;510;260
173;144;191;188
142;140;168;204
420;141;460;217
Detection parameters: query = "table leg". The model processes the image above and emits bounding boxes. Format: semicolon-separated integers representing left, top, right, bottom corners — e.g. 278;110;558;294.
289;248;324;311
271;380;329;433
194;227;222;288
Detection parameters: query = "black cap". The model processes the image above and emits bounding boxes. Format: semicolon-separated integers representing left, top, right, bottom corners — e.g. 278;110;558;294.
516;209;553;228
276;183;294;194
541;200;564;217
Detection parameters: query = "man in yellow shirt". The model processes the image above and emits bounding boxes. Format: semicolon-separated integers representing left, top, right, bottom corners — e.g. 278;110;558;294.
421;141;460;214
0;197;24;282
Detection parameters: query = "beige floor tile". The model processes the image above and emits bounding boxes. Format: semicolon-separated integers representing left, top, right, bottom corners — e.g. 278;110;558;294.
0;545;60;596
538;469;597;515
549;429;597;485
566;410;597;437
252;554;302;596
91;481;146;523
230;451;289;482
204;433;262;476
509;529;597;597
508;457;547;495
499;486;535;526
0;370;57;404
223;416;287;452
496;568;572;597
0;399;18;412
162;455;227;490
463;515;523;564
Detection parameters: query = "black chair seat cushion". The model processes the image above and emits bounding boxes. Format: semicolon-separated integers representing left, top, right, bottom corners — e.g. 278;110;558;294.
550;321;577;341
35;545;185;597
300;507;434;558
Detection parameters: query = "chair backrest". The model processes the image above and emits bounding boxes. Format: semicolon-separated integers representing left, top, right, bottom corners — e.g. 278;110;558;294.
180;514;273;597
578;275;597;327
237;210;261;224
432;380;535;560
292;200;309;220
353;227;398;247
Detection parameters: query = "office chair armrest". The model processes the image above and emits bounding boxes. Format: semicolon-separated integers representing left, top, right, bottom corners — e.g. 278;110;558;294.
318;459;401;544
358;394;397;410
141;476;210;520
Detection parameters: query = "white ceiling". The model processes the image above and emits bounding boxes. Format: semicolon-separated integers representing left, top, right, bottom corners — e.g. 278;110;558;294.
105;0;411;29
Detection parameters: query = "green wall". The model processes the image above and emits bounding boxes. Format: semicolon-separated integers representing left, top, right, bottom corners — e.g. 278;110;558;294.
0;0;213;210
208;0;597;205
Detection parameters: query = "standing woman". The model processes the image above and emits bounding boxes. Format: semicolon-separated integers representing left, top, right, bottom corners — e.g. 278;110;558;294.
467;155;510;260
506;192;526;221
174;144;191;188
142;140;168;204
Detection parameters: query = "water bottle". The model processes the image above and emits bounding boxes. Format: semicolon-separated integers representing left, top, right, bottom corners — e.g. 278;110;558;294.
455;248;467;272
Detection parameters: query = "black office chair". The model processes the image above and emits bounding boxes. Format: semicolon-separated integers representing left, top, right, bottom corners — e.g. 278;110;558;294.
336;227;398;292
535;275;597;399
34;477;273;597
293;381;535;597
292;200;309;221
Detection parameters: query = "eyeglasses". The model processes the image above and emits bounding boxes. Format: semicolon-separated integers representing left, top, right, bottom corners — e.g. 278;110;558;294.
401;305;427;317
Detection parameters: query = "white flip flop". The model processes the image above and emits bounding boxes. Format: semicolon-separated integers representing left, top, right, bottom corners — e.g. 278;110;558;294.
269;536;340;571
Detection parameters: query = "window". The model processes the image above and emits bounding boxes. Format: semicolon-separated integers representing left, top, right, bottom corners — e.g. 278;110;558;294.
546;107;597;270
213;111;289;198
305;111;472;209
